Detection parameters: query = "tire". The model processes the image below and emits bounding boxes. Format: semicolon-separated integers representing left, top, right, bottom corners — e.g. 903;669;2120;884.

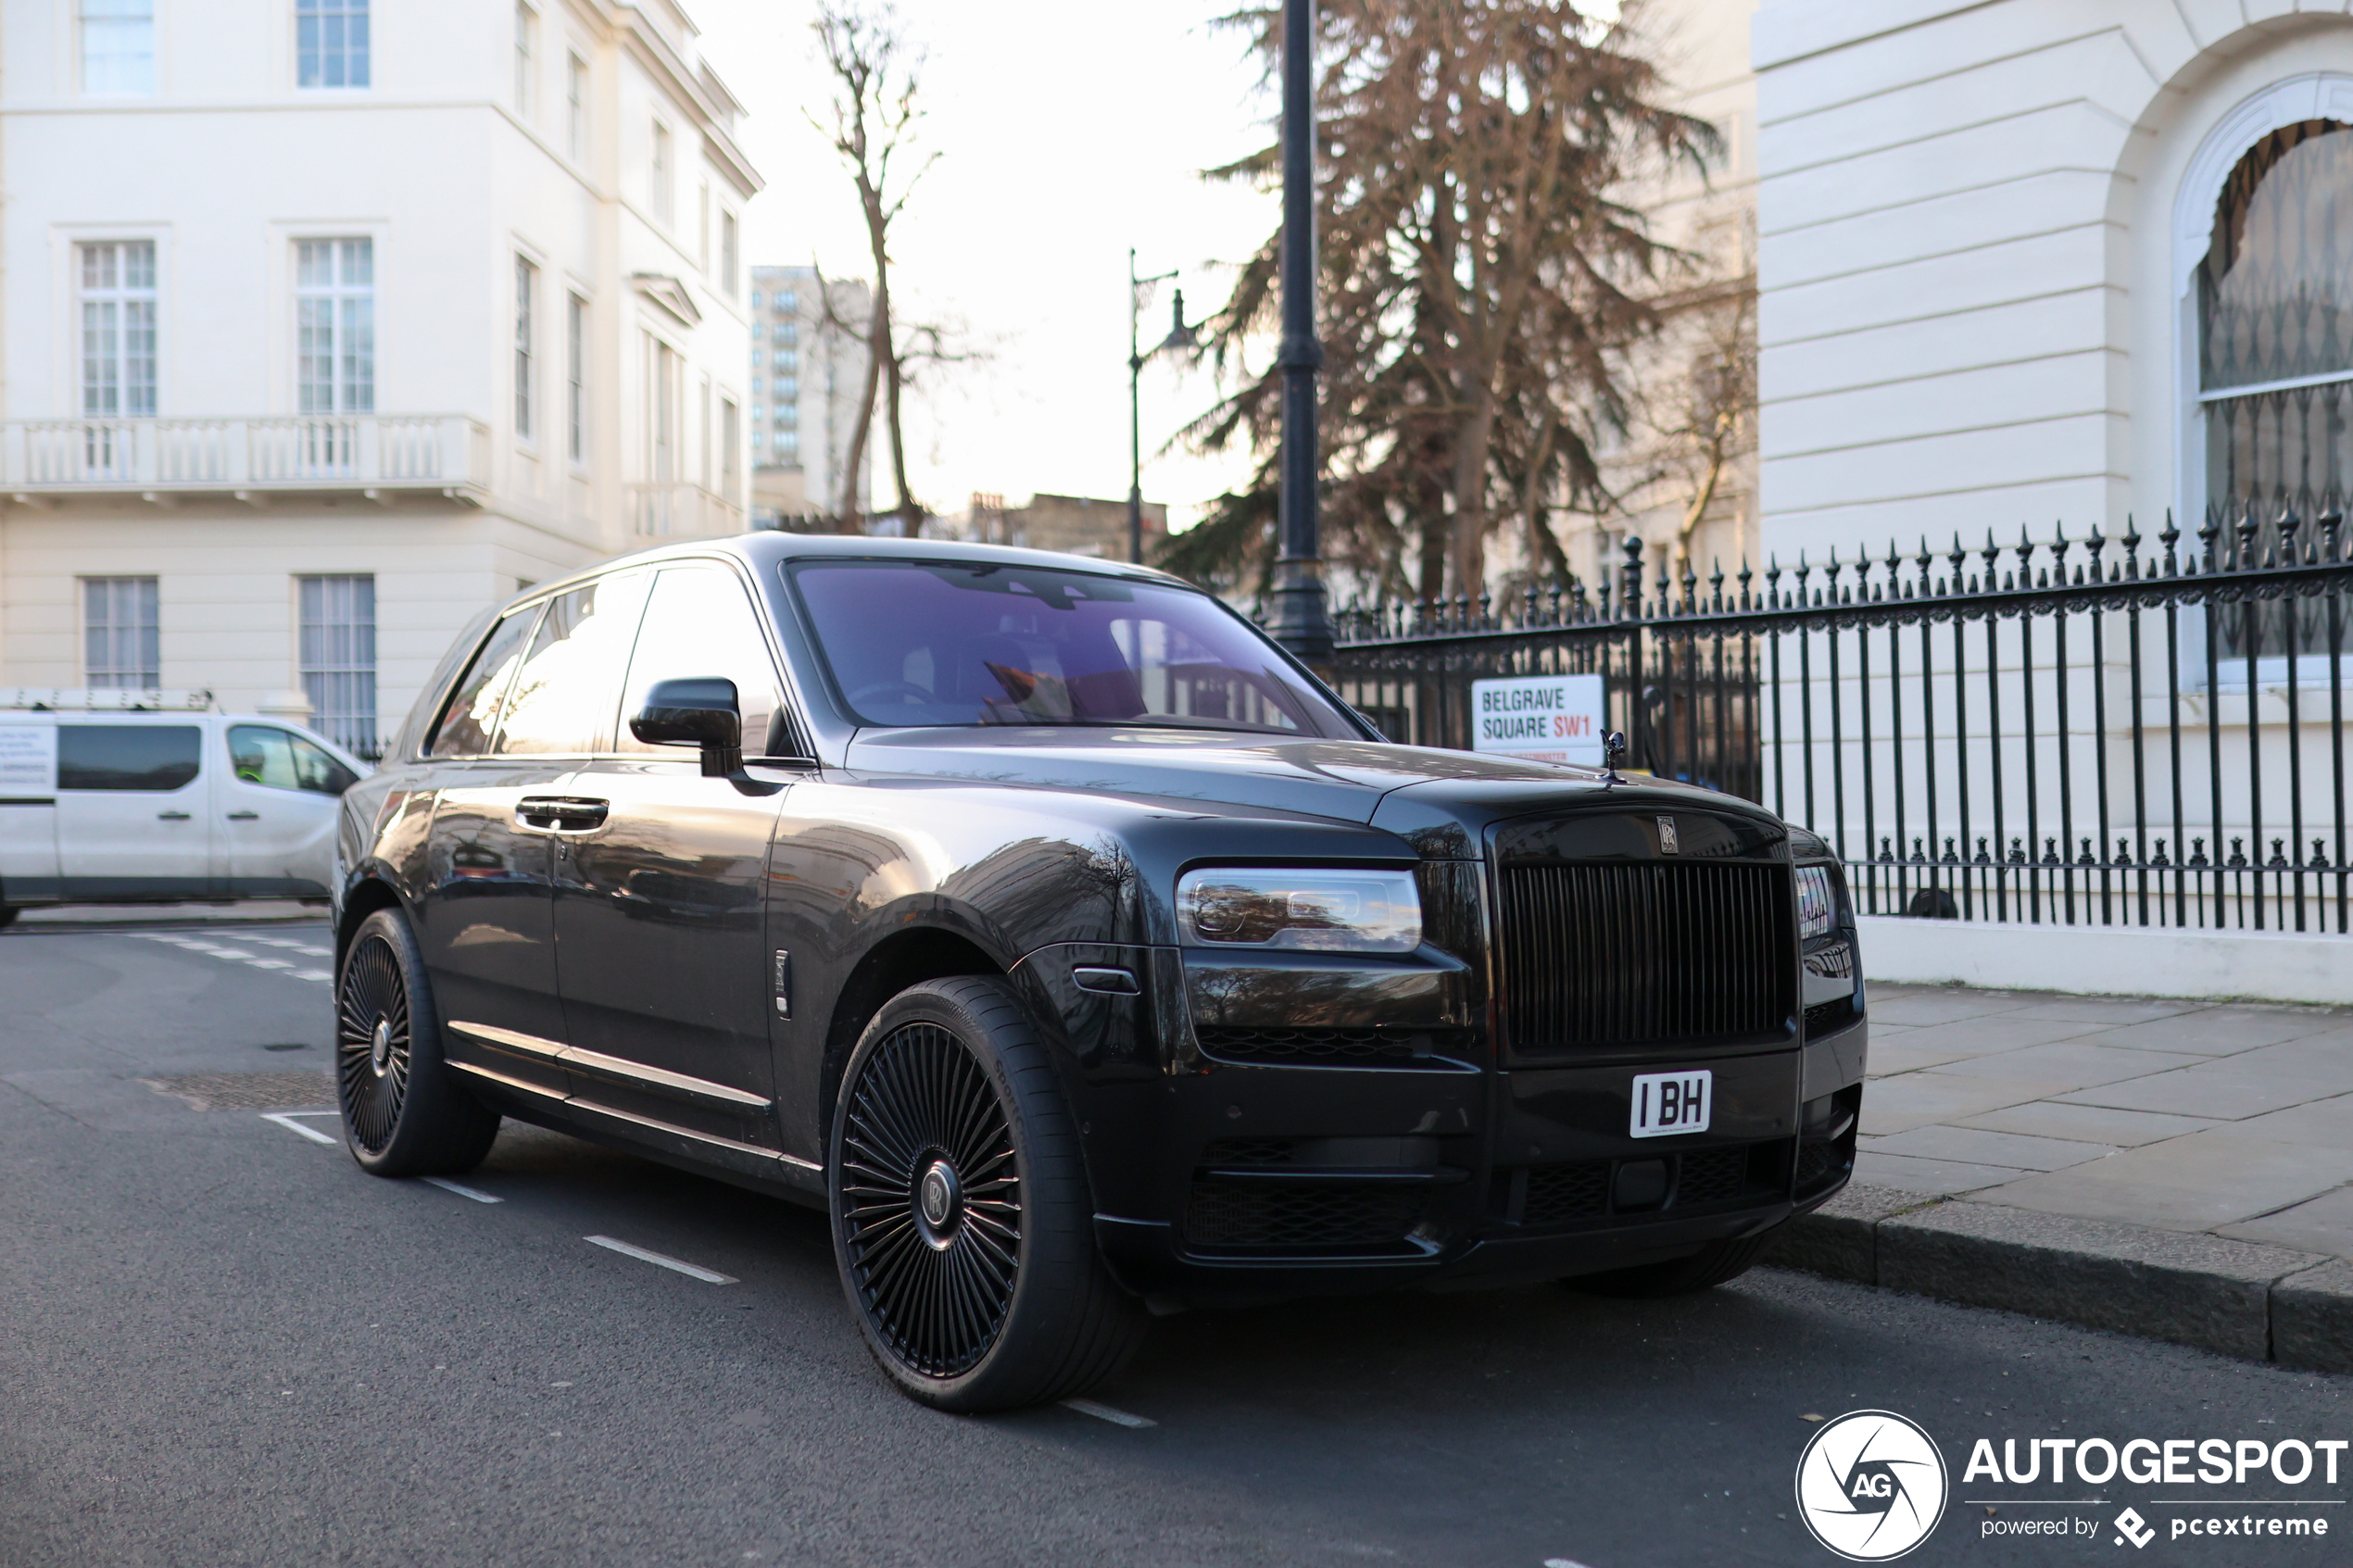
828;975;1147;1412
335;907;500;1178
0;905;19;930
1566;1231;1775;1299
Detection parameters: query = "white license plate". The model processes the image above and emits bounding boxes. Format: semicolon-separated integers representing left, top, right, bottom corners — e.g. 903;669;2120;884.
1629;1071;1713;1138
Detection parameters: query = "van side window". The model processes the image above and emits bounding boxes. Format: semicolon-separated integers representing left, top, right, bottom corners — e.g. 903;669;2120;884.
614;566;786;756
493;572;649;756
429;607;540;758
229;725;358;796
57;726;201;791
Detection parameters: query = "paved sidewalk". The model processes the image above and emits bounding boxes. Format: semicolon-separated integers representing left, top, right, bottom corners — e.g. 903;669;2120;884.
1857;983;2353;1258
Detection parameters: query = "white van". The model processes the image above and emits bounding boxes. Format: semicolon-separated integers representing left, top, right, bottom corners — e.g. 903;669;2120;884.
0;691;370;927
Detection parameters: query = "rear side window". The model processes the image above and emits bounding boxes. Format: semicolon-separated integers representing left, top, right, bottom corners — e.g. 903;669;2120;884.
429;607;540;758
493;572;649;756
57;726;201;792
228;725;358;796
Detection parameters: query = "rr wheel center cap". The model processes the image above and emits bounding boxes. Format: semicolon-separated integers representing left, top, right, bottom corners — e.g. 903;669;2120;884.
369;1017;394;1075
915;1159;963;1246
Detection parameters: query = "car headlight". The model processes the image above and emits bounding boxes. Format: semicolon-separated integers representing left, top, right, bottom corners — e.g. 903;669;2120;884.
1795;865;1838;940
1177;868;1422;953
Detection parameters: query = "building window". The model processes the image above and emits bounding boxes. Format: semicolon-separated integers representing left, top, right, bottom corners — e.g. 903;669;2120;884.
775;405;798;429
750;289;763;311
80;241;157;419
750;377;762;396
774;320;798;345
776;430;799;459
296;0;369;88
83;577;159;689
298;575;377;752
775;290;798;314
81;0;153;95
774;349;798;372
513;4;536;118
698;182;711;270
2199;119;2351;656
720;396;739;489
567;293;586;463
749;347;763;368
515;257;537;442
650;337;679;482
296;238;373;414
567;51;587;161
774;376;799;401
651;121;673;225
721;211;738;297
752;429;768;451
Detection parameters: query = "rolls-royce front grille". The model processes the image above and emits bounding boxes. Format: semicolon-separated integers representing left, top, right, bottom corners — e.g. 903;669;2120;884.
1495;860;1794;1054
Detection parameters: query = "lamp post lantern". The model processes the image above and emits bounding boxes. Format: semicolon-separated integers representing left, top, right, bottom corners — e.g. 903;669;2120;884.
1265;0;1329;659
1127;250;1196;566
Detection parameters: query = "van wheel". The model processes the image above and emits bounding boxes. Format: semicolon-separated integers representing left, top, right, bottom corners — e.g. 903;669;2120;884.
335;907;499;1177
829;976;1146;1412
0;905;19;930
1567;1231;1774;1298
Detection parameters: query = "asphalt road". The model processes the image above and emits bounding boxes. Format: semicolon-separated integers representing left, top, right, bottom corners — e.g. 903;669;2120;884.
4;922;2349;1568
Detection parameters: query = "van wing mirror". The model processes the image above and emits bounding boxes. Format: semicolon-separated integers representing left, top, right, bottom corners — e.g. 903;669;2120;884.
631;678;743;776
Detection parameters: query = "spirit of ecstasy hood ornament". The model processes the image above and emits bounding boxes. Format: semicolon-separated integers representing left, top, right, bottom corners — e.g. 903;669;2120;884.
1601;730;1628;786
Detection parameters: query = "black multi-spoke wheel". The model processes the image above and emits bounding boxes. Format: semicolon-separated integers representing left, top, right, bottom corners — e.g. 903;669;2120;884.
837;1022;1022;1377
337;931;412;1152
334;907;499;1178
829;977;1146;1411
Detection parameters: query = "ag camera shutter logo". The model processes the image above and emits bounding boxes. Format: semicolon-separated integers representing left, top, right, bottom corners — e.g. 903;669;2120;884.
1794;1410;1949;1561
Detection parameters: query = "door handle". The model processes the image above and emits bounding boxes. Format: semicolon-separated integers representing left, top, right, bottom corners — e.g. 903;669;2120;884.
227;810;260;821
518;797;610;831
157;810;192;821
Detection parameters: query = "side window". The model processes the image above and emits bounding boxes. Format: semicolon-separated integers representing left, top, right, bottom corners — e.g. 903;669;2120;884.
615;566;786;756
428;606;540;758
230;725;359;796
493;572;649;756
57;725;201;791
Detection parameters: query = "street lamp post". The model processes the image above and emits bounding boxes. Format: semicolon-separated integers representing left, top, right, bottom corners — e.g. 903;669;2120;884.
1127;249;1195;566
1265;0;1329;659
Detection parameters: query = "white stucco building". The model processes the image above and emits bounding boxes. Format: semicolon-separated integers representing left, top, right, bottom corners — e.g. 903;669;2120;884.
0;0;759;750
1746;0;2350;563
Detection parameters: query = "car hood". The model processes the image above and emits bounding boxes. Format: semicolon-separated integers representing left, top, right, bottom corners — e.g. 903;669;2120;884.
844;726;1637;824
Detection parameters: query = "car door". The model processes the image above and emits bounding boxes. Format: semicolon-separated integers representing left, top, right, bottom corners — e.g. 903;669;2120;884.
413;602;576;1097
220;722;360;896
0;720;62;905
53;721;216;899
550;563;796;1148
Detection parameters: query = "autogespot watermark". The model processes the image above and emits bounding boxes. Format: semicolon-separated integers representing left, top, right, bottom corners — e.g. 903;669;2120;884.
1794;1412;2348;1558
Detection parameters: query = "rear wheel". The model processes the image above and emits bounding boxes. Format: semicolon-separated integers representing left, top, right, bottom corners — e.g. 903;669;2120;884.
1567;1231;1775;1298
829;976;1145;1412
0;904;19;930
335;907;499;1177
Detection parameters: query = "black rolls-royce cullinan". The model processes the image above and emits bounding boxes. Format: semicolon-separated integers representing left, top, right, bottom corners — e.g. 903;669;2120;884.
331;533;1865;1411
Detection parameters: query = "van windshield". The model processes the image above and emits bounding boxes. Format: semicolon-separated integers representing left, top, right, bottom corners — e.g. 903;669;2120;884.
787;560;1354;737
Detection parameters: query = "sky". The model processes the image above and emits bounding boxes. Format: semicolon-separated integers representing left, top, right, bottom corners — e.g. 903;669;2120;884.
688;0;1283;531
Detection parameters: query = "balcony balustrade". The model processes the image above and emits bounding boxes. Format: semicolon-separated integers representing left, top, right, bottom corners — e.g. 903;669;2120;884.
0;415;491;503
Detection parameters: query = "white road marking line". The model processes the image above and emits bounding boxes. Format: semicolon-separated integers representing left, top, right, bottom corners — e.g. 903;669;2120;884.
293;969;333;983
421;1176;502;1204
205;948;258;961
1059;1398;1157;1429
260;1110;342;1145
583;1235;737;1284
245;958;294;970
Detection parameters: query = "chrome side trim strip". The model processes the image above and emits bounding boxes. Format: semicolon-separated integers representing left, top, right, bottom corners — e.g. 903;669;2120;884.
560;1097;786;1164
447;1058;566;1099
447;1020;568;1060
560;1045;774;1111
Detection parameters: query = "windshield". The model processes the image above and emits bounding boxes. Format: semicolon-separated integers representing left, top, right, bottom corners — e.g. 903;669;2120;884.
788;559;1356;736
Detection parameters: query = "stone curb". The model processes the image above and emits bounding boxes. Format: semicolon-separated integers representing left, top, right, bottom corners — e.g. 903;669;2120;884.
1764;1183;2353;1374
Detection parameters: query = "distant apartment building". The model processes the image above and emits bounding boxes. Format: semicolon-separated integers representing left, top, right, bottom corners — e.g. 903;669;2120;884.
747;263;871;523
963;493;1166;560
0;0;759;750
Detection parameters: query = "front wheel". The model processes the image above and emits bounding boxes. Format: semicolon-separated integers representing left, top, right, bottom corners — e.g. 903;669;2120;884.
0;904;19;930
335;907;500;1177
829;976;1145;1412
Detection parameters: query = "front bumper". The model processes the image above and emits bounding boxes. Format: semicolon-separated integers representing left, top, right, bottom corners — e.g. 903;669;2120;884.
1022;941;1865;1308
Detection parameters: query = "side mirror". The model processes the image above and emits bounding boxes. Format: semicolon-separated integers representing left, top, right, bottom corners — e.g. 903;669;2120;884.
631;677;743;776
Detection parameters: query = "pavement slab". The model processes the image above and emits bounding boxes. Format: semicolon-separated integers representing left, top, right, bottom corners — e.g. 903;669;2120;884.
2076;1007;2346;1056
1953;1100;2222;1148
2055;1061;2353;1121
1968;1129;2353;1232
2218;1186;2353;1260
1859;1123;2118;1171
1851;1150;2028;1194
1857;1072;2085;1135
2002;996;2206;1024
2233;1091;2353;1148
1860;990;2041;1027
1927;1039;2203;1087
1851;1012;2108;1057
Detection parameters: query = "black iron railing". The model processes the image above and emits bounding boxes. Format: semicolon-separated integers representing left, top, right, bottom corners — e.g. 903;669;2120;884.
1329;509;2353;935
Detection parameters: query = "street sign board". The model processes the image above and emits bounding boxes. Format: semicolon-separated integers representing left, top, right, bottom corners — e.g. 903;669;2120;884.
1469;673;1605;767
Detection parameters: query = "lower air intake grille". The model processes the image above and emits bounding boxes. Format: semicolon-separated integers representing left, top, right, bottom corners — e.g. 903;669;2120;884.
1496;860;1794;1054
1522;1161;1610;1226
1195;1025;1475;1069
1674;1147;1754;1208
1180;1183;1423;1250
